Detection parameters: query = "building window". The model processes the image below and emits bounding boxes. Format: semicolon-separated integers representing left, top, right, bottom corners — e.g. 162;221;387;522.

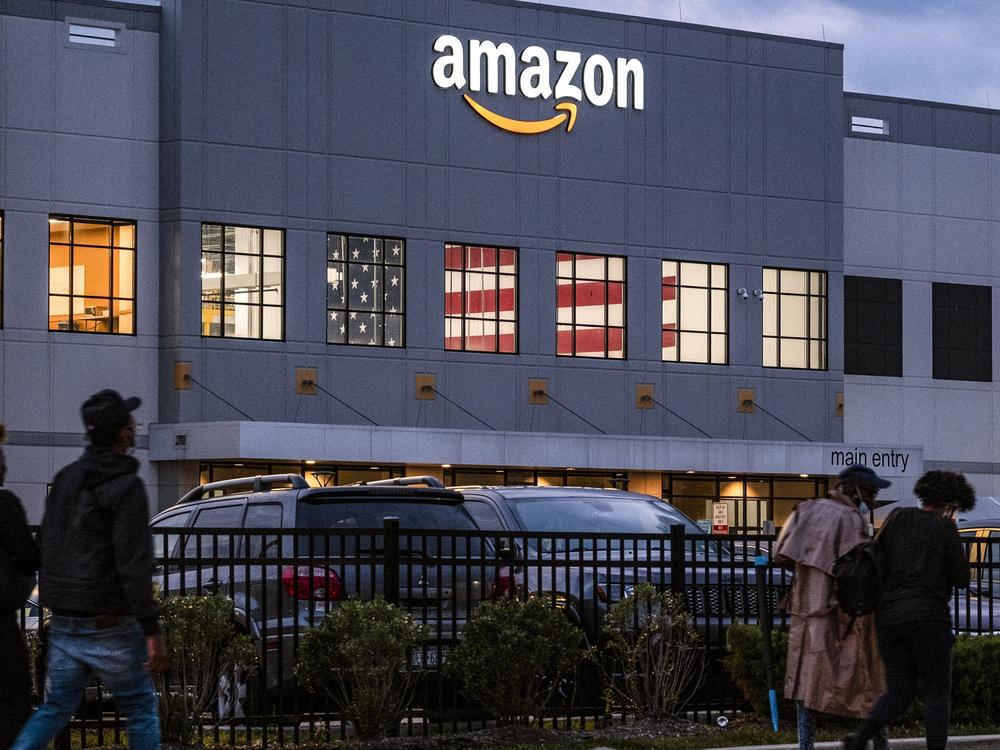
933;282;992;382
556;252;625;359
662;260;727;364
844;276;902;377
327;234;404;347
201;224;283;340
444;243;517;353
48;215;136;334
663;473;829;533
763;268;827;369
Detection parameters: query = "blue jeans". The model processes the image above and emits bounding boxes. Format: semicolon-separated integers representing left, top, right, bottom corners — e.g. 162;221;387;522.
12;616;159;750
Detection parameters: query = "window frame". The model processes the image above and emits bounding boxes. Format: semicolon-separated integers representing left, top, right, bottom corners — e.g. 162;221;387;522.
48;213;137;336
555;251;627;359
444;242;519;354
661;259;728;365
326;232;406;348
762;266;828;371
200;222;285;341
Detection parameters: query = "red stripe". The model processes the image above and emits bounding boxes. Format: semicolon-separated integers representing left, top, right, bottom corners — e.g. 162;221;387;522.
662;276;677;301
557;327;624;356
445;333;516;352
445;245;517;271
445;245;463;269
662;325;676;348
444;288;516;316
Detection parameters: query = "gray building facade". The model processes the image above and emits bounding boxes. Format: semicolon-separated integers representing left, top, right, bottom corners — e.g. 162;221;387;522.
10;0;994;529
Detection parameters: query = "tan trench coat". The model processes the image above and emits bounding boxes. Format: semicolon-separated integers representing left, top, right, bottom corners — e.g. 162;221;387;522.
774;495;886;718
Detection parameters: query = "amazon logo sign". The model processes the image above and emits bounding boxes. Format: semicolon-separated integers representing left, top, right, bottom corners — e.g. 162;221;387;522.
432;35;644;135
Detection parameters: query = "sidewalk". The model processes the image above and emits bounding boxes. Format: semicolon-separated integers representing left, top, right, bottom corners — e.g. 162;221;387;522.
691;736;1000;750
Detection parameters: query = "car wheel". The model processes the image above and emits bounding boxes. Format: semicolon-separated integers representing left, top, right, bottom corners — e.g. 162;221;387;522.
216;664;261;718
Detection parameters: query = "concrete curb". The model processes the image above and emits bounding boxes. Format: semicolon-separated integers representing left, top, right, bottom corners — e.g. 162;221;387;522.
692;736;1000;750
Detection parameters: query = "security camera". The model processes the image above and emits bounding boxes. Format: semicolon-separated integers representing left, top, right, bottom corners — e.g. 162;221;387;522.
736;287;749;300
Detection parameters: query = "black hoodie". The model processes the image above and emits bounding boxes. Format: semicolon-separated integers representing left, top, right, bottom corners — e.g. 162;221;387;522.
39;446;159;634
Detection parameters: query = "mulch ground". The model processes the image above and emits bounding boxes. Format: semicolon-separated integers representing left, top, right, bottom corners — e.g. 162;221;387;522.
270;716;716;749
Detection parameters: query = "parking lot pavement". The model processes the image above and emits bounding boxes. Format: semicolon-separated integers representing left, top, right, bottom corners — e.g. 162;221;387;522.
695;736;1000;750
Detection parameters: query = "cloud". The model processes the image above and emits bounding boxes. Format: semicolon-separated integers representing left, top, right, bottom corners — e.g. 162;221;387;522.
534;0;999;107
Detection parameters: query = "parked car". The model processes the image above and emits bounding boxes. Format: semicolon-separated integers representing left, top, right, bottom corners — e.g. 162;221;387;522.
150;473;492;713
452;485;781;646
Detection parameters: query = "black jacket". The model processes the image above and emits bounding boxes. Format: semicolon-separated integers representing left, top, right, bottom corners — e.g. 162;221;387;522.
877;507;969;627
0;488;40;613
39;446;159;634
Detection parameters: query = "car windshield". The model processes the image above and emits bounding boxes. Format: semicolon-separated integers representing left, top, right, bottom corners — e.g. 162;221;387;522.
295;499;482;556
503;494;719;556
506;495;702;534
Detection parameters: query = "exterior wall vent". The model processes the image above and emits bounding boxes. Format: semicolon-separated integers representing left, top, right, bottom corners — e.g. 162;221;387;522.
850;115;889;135
68;23;117;47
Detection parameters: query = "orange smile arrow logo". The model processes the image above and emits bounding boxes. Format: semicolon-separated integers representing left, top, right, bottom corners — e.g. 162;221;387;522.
462;93;578;134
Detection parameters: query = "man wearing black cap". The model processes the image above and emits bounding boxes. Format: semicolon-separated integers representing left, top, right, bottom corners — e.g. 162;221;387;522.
12;391;167;750
774;464;891;750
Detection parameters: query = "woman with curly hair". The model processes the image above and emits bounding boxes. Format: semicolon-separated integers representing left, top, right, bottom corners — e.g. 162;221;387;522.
844;470;975;750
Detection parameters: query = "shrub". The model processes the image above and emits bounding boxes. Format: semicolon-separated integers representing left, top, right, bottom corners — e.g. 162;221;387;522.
294;597;426;740
445;597;586;723
157;595;258;744
723;623;793;719
597;584;705;718
951;634;1000;725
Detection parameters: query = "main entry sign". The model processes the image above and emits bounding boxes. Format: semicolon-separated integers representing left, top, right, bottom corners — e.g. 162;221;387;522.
432;35;644;135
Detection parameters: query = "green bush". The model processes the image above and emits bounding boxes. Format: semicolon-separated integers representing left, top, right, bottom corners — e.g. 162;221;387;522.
725;626;1000;727
294;597;425;740
722;623;792;719
445;597;586;723
157;595;258;744
952;634;1000;724
597;584;705;718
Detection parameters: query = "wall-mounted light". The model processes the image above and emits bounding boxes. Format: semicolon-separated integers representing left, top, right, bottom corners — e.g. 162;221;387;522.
736;287;749;300
753;289;765;300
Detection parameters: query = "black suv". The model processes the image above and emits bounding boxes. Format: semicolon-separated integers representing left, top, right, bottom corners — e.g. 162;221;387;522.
150;474;486;713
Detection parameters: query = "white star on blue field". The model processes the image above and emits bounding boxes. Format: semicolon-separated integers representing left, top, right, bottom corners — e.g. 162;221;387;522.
535;0;1000;108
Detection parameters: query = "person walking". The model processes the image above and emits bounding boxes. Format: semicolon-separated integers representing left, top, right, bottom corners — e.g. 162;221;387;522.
774;464;890;750
12;391;168;750
0;426;40;750
843;470;974;750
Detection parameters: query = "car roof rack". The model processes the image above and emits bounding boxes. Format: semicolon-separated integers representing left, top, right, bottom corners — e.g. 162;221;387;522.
178;473;310;504
350;475;445;489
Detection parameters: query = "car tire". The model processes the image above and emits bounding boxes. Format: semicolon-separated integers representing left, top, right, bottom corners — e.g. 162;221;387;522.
216;664;261;718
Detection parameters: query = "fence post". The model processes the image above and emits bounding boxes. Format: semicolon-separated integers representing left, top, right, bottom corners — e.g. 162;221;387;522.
669;523;686;596
383;516;400;606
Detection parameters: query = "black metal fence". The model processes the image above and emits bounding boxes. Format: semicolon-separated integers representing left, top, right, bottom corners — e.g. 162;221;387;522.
16;524;1000;744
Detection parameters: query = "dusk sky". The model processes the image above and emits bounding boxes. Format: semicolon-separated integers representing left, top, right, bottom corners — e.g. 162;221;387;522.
534;0;1000;109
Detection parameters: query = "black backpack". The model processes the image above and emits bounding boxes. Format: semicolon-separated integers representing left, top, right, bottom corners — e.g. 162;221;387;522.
833;540;880;616
832;510;897;617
